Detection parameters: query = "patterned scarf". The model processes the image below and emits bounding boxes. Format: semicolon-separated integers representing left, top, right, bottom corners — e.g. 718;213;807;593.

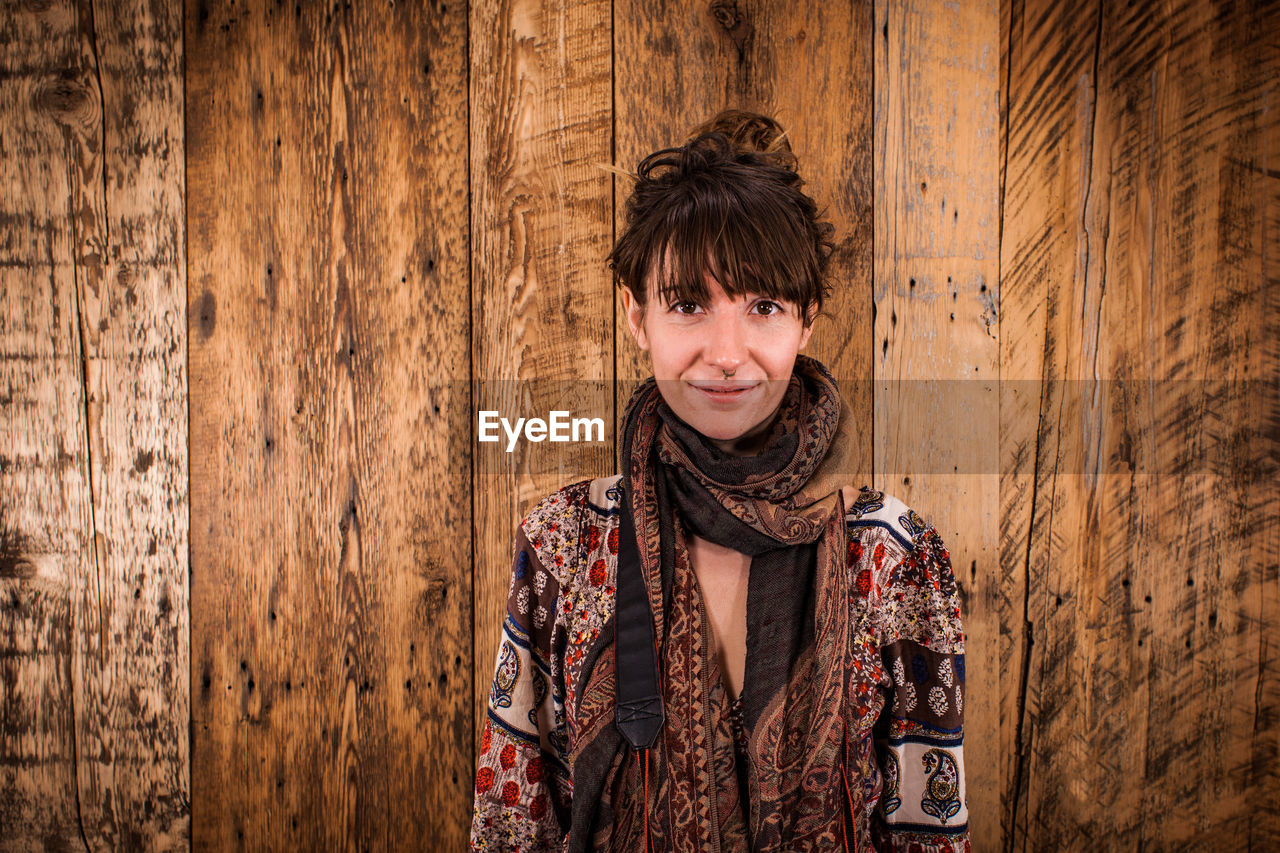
566;354;863;851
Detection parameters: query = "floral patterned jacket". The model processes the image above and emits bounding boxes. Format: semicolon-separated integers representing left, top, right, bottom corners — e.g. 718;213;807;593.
470;475;970;852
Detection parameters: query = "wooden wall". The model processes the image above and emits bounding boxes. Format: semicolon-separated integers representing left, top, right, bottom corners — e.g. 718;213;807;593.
185;0;473;849
874;0;1002;842
0;0;1274;851
999;0;1278;847
1;1;189;849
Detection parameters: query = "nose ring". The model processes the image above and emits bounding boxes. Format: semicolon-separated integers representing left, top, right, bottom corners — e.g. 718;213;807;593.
722;368;735;379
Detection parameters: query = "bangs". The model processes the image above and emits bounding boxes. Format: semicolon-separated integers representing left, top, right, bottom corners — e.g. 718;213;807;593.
644;175;818;310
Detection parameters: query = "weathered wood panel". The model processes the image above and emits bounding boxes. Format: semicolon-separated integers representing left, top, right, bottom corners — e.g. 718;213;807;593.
186;1;472;849
874;0;1002;846
2;0;1275;848
1255;31;1280;840
468;0;615;746
0;0;188;848
1000;0;1279;848
613;0;874;411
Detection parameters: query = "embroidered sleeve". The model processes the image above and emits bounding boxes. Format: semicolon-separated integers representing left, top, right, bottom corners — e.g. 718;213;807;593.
870;525;970;853
470;511;573;851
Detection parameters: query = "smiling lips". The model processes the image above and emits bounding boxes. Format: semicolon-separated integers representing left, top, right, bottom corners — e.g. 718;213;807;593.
691;382;757;400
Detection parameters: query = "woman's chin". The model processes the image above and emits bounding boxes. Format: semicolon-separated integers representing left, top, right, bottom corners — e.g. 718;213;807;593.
698;427;747;442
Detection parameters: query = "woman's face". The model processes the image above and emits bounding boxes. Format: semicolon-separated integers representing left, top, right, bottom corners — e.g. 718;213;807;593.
622;273;815;455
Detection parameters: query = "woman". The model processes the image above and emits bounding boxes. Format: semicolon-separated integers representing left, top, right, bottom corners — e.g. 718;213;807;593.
470;111;969;852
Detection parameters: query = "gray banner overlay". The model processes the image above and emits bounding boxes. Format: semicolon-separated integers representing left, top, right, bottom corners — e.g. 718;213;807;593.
454;378;1277;477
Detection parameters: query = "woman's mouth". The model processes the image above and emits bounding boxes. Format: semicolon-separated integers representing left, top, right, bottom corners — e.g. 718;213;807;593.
691;382;757;402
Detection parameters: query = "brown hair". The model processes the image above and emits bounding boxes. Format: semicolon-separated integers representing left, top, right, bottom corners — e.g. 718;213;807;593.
607;110;835;327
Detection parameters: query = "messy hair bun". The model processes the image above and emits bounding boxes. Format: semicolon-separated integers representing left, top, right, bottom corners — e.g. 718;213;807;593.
687;109;797;168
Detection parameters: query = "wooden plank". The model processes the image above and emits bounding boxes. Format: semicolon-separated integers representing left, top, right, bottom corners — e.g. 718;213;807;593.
1253;26;1280;844
0;0;188;848
468;0;615;747
1;5;88;845
997;0;1089;840
613;0;873;418
186;1;471;849
1000;0;1280;847
875;0;1001;848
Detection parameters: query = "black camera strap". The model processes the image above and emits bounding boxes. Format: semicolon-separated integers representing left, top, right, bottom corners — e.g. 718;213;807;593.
614;479;664;750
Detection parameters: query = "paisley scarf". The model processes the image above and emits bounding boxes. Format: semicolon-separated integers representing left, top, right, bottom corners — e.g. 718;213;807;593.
566;354;864;851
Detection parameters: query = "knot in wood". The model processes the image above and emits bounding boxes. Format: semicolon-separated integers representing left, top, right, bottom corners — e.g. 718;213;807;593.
34;75;97;130
710;0;742;31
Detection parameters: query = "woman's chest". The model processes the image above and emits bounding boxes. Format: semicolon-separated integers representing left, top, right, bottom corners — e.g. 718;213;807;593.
686;535;751;699
554;482;886;727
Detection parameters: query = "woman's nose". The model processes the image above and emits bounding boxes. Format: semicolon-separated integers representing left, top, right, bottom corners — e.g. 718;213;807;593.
704;312;748;372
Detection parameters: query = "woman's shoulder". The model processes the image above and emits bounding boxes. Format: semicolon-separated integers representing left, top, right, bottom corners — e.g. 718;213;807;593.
844;484;942;555
519;475;622;528
518;475;624;575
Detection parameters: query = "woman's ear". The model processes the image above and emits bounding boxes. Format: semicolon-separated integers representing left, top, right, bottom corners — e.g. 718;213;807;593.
798;304;817;350
621;287;650;351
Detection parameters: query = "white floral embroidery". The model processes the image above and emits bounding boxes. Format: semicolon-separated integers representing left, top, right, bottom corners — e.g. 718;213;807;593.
893;659;905;687
533;605;548;630
517;586;529;615
904;682;917;713
955;683;963;714
928;686;949;717
938;658;954;688
534;570;547;595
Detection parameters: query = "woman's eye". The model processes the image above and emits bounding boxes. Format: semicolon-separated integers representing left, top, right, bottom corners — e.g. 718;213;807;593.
669;301;700;314
754;300;783;316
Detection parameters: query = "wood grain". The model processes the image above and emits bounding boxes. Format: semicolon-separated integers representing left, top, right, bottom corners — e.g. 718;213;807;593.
875;0;1001;848
0;0;189;848
468;0;615;747
999;0;1279;848
2;0;1275;848
186;1;472;849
